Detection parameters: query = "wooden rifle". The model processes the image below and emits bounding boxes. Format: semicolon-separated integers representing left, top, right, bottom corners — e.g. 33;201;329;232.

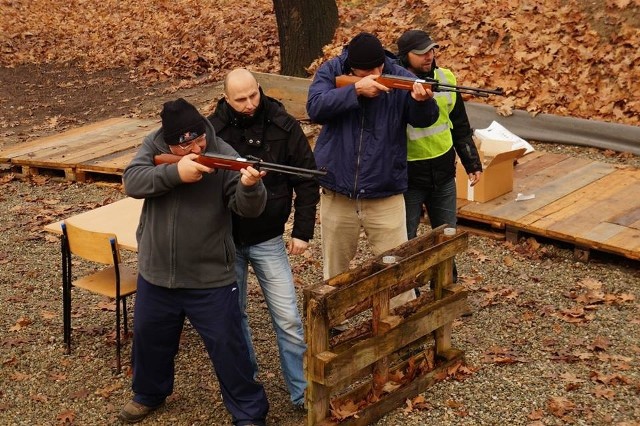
154;152;327;179
335;74;504;98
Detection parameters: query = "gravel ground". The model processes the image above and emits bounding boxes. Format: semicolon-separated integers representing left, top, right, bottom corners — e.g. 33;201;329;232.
1;141;639;426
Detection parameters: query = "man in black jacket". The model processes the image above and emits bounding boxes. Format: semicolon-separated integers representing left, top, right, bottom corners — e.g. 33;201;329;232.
208;68;319;408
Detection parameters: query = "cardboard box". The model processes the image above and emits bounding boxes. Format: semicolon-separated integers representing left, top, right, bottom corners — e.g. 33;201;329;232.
474;121;535;156
456;137;526;203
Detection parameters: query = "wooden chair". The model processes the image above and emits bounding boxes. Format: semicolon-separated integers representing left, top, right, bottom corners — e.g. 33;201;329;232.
61;221;137;373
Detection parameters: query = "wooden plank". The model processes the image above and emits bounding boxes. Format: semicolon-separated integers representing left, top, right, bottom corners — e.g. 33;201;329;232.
457;156;595;223
371;286;390;398
308;228;443;293
514;150;545;166
609;201;640;228
14;136;134;167
8;118;145;164
11;119;154;167
539;175;640;241
521;168;639;227
514;155;594;196
602;227;640;259
305;296;332;425
254;72;311;120
0;117;132;161
321;237;467;324
433;231;455;357
549;178;639;235
513;151;568;179
482;161;615;223
77;147;138;174
576;222;639;258
50;133;141;164
313;292;466;387
329;352;464;426
572;222;623;244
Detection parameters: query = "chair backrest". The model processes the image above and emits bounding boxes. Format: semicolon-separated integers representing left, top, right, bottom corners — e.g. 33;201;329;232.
62;221;120;265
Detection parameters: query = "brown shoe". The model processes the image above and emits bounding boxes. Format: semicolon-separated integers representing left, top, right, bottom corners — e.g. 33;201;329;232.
119;400;164;423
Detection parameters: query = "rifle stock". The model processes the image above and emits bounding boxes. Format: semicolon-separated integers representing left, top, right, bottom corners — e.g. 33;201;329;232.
154;153;326;179
335;74;504;98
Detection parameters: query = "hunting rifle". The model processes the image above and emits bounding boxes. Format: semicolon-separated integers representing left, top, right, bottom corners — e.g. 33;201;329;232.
335;74;504;98
154;152;327;179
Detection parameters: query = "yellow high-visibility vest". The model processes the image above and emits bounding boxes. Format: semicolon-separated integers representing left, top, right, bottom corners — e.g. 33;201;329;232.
407;68;456;161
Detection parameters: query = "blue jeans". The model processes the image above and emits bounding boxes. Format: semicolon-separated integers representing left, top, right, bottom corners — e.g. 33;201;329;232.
404;177;458;281
235;236;307;405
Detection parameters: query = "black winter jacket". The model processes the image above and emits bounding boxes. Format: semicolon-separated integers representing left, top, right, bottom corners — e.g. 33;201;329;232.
208;93;320;246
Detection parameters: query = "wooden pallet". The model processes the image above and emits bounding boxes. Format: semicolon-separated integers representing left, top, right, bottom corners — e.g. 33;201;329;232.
304;227;468;425
457;152;640;260
0;117;157;181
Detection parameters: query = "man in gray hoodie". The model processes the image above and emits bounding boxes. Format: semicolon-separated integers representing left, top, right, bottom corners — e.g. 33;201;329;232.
120;98;269;425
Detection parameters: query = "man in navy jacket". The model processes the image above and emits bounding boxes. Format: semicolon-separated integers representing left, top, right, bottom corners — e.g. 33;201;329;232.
307;32;439;292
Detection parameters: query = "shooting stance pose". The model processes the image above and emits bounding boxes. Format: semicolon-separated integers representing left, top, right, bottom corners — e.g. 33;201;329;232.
397;29;484;282
208;68;319;409
120;98;269;425
307;32;438;305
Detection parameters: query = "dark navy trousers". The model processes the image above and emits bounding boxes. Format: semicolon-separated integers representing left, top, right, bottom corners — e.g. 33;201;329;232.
131;275;269;425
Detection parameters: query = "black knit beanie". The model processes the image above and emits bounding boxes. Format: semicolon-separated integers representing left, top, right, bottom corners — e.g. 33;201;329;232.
160;98;206;145
347;32;385;70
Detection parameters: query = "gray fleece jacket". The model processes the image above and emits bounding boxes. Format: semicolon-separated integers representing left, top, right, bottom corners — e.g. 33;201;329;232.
123;119;266;289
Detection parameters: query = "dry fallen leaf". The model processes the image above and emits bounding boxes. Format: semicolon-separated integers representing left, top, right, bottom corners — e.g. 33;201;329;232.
57;409;75;424
527;409;544;420
9;317;32;332
330;399;360;421
593;385;615;400
588;336;611;352
547;396;576;417
94;382;122;398
382;380;402;393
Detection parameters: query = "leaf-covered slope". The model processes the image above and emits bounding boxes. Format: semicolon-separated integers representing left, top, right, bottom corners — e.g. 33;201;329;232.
1;0;638;125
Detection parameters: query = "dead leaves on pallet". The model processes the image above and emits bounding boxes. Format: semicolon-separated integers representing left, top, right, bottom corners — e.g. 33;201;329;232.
329;351;477;421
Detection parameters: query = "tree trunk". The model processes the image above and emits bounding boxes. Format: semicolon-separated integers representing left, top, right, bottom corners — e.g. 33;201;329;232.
273;0;339;77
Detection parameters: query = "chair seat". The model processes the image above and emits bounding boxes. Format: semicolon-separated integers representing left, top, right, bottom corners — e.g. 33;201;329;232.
73;265;137;298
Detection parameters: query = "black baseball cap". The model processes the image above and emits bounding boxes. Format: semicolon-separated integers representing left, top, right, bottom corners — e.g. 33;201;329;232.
397;30;439;56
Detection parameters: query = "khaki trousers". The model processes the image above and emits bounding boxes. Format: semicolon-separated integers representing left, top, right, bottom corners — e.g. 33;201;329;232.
320;189;415;305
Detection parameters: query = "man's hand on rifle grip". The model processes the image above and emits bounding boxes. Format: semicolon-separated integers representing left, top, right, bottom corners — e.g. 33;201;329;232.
354;74;390;98
240;166;266;187
410;80;433;101
177;153;213;183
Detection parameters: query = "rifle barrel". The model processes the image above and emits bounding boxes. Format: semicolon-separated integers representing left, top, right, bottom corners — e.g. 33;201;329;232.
247;156;327;178
421;78;505;96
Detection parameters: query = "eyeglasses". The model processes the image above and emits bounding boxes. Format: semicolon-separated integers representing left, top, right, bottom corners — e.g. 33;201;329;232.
175;133;206;152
